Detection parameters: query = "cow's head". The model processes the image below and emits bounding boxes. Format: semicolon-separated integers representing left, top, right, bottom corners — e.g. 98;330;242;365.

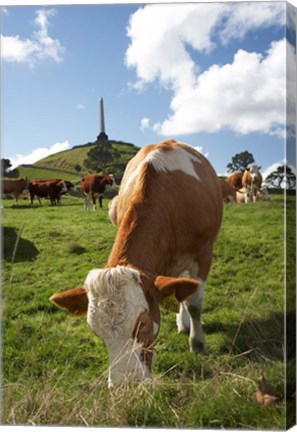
58;180;68;193
108;174;117;187
50;265;199;387
247;164;261;182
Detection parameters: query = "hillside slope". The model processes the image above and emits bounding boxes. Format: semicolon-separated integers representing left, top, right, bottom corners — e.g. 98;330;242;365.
35;141;139;177
17;140;139;181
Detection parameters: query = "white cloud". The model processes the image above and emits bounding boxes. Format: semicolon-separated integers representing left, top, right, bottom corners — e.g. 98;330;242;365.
262;161;283;181
1;8;64;67
76;104;86;110
219;2;285;44
9;140;70;169
140;117;150;131
126;3;288;138
193;146;208;159
262;159;296;181
155;39;288;137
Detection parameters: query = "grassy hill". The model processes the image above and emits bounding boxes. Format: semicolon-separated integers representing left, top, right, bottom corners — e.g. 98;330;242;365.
17;140;139;182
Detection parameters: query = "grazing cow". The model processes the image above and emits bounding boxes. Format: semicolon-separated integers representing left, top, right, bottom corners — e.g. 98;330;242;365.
29;179;68;205
81;175;114;210
33;178;75;204
2;177;29;206
236;187;252;203
226;172;244;190
50;139;223;387
218;179;236;204
242;165;263;202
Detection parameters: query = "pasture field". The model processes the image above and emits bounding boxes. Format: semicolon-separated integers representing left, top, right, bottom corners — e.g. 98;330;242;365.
1;194;294;428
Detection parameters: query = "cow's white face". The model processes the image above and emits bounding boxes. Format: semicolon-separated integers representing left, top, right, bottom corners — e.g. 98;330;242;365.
60;180;68;193
85;266;155;387
249;165;260;181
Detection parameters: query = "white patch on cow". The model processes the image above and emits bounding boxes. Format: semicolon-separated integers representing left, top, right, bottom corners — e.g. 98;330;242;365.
123;163;143;193
85;266;150;387
60;180;68;193
146;146;201;181
108;174;117;187
123;144;201;193
176;302;190;334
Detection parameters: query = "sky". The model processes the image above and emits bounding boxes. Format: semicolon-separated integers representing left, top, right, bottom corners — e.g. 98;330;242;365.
1;1;296;179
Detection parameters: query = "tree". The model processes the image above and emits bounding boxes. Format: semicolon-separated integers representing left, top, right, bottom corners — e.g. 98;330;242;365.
227;151;255;173
84;140;113;174
1;158;19;178
265;165;296;190
74;164;82;173
2;158;12;176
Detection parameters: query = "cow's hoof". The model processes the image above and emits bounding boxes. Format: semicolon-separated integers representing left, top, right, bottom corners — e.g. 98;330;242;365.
190;338;206;354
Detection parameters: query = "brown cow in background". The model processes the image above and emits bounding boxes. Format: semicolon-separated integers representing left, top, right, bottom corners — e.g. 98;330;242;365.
29;179;68;205
242;165;263;202
2;177;29;206
80;175;114;210
226;172;244;190
218;179;236;204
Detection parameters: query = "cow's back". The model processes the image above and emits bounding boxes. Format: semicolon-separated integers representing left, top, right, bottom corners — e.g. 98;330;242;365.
3;178;26;194
81;175;100;193
117;140;222;238
226;172;243;189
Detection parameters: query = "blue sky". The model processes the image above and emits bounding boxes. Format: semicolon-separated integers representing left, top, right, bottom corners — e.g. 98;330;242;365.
1;2;296;179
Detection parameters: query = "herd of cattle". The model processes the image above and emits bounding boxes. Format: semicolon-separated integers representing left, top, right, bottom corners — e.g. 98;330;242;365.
2;175;116;209
2;159;268;211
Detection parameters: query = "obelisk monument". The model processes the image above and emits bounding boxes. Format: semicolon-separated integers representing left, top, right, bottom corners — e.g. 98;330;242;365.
97;97;108;141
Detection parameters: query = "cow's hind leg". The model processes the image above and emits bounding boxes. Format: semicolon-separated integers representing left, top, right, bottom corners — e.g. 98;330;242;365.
92;194;96;211
83;193;90;211
185;281;206;353
184;249;213;354
176;270;191;334
99;194;103;209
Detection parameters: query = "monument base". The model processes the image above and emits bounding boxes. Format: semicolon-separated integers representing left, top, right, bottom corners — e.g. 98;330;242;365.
97;132;109;141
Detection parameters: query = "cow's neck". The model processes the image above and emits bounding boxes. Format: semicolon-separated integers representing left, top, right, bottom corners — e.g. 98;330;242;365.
107;204;169;276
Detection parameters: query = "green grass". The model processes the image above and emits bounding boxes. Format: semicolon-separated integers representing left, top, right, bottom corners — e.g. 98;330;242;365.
1;194;292;428
17;166;81;182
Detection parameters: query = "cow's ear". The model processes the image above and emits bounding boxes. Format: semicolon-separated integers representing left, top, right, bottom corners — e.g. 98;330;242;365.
154;276;200;303
258;166;262;170
49;287;88;316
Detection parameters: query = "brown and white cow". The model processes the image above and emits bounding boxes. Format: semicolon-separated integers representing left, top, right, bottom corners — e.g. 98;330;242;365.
2;177;30;206
81;175;114;210
50;139;223;387
29;179;68;205
242;165;263;202
226;172;244;190
218;179;236;204
32;178;75;204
